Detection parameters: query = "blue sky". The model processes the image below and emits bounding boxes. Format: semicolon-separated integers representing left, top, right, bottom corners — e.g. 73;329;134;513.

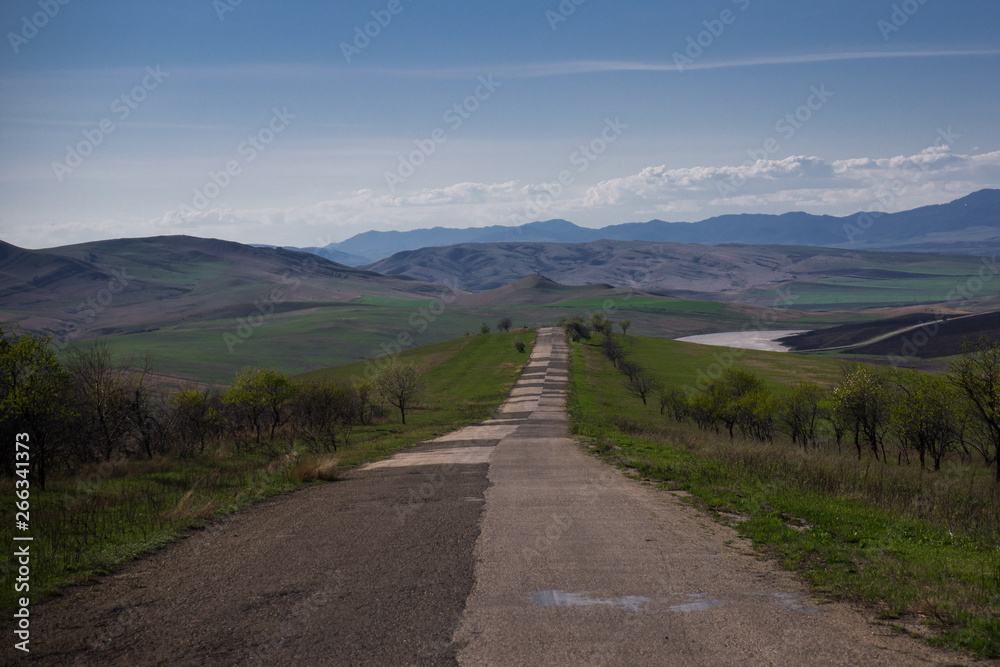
1;0;998;249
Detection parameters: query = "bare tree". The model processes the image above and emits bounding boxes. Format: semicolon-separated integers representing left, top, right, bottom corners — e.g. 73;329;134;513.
66;341;154;462
777;382;825;450
373;358;424;425
620;360;657;406
601;335;625;368
619;320;631;336
497;317;513;332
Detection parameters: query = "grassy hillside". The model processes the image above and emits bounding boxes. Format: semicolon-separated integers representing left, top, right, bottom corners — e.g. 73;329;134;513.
0;330;535;612
0;236;450;346
569;334;1000;658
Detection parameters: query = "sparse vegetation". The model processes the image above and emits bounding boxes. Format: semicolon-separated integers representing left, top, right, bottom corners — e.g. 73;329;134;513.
568;333;1000;657
371;358;424;425
0;327;535;613
951;336;1000;483
559;315;591;342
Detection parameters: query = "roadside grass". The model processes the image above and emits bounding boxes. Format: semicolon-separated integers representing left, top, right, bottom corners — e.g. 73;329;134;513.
0;330;535;613
568;334;1000;658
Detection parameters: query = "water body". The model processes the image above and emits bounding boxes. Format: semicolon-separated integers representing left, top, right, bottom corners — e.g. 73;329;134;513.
675;329;808;353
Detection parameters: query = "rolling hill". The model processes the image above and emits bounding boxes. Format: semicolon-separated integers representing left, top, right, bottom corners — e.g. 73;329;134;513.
362;240;1000;310
315;189;1000;264
450;274;634;307
0;235;455;342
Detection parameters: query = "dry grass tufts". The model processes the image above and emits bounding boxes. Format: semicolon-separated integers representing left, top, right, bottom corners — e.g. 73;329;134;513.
295;455;340;482
164;490;219;523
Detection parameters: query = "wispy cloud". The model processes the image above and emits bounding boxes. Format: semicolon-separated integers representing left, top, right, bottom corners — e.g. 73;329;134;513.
369;48;1000;79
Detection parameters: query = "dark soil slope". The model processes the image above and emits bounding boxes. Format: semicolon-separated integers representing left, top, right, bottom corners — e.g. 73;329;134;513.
848;312;1000;359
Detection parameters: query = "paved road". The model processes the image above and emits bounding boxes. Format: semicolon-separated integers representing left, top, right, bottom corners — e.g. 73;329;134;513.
25;327;985;665
454;328;984;665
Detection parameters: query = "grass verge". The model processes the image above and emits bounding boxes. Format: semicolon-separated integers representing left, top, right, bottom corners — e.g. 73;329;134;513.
1;330;535;613
568;335;1000;659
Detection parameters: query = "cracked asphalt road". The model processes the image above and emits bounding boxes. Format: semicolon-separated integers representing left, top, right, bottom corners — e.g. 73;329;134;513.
23;327;986;666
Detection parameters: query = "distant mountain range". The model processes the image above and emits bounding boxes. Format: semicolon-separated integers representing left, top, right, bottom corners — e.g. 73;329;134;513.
288;189;1000;265
363;239;1000;308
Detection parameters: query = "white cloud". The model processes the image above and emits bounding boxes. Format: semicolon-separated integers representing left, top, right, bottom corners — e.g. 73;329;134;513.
583;147;1000;214
17;146;999;250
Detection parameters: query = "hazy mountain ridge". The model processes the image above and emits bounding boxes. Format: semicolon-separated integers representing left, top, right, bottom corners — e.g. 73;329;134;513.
315;189;1000;264
362;239;1000;308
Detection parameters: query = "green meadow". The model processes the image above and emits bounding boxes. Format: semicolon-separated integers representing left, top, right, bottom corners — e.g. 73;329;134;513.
66;294;846;385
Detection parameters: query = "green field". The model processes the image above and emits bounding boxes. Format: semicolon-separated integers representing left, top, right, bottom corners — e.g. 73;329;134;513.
66;295;848;384
742;255;1000;310
568;334;1000;658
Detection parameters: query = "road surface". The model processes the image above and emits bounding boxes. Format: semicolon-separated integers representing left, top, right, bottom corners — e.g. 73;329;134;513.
25;328;984;665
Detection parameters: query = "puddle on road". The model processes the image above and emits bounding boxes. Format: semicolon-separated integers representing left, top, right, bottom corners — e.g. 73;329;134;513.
667;593;726;613
528;590;650;611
